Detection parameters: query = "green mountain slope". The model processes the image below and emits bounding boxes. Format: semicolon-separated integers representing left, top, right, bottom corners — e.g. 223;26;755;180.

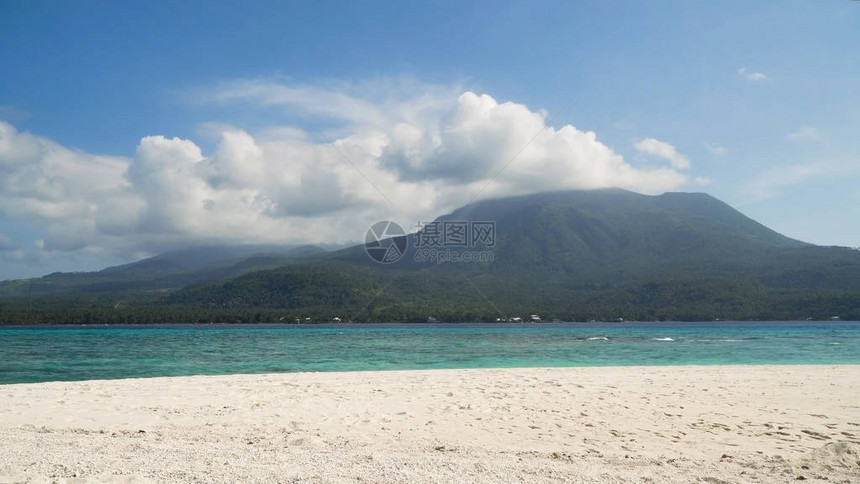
162;189;860;322
0;244;327;298
2;189;859;323
435;189;808;276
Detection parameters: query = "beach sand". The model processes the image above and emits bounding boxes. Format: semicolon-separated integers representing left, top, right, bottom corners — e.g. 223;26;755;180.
1;365;858;483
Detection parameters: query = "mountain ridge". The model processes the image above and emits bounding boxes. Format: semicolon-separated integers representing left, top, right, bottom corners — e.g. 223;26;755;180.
1;188;859;323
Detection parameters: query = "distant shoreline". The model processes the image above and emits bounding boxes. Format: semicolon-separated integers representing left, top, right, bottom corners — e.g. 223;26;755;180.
1;319;857;327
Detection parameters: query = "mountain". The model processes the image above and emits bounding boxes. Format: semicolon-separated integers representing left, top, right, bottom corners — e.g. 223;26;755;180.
414;188;808;274
324;189;853;285
160;189;860;322
2;189;859;323
0;244;329;298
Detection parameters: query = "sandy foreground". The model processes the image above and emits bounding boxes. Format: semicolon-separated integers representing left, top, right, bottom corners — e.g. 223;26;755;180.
1;366;859;483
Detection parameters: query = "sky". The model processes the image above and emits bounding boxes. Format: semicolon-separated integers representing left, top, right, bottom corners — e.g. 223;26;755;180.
0;0;858;280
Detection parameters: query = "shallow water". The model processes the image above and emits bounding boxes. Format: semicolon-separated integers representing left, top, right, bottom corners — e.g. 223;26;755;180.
1;321;858;384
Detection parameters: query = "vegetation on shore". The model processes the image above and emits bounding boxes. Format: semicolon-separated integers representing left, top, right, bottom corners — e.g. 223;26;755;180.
2;189;859;324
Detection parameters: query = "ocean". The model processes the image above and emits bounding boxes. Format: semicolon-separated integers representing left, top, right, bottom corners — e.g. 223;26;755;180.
1;321;858;384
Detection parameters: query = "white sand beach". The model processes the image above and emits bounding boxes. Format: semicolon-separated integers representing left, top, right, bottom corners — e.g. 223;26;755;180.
1;365;858;483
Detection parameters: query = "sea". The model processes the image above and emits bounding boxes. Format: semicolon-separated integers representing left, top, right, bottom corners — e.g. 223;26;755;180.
1;321;858;384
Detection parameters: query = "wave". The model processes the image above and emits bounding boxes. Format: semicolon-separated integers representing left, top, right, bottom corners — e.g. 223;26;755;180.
587;336;609;341
652;337;675;342
683;337;760;343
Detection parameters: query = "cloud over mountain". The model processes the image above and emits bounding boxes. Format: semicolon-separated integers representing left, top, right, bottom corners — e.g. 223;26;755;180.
0;81;697;259
634;138;690;170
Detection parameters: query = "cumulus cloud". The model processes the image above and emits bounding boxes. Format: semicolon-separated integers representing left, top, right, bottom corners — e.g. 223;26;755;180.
633;138;690;170
382;93;688;193
738;67;768;81
0;81;697;259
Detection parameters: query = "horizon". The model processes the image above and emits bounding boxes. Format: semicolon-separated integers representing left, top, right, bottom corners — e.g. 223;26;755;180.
1;1;858;279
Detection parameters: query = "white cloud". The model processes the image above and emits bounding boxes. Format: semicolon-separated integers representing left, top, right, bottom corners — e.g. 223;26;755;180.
704;142;726;156
197;77;461;130
0;233;16;250
738;67;768;81
633;138;690;170
740;160;860;205
2;249;26;262
0;82;697;259
0;233;25;262
207;80;390;127
786;126;822;142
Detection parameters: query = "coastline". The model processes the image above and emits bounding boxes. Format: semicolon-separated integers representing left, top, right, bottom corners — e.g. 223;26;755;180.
1;365;859;483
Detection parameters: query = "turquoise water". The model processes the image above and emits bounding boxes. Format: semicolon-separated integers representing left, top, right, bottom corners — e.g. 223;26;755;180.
1;322;858;384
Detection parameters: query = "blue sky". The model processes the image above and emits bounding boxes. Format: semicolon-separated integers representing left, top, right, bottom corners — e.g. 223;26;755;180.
0;0;858;279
